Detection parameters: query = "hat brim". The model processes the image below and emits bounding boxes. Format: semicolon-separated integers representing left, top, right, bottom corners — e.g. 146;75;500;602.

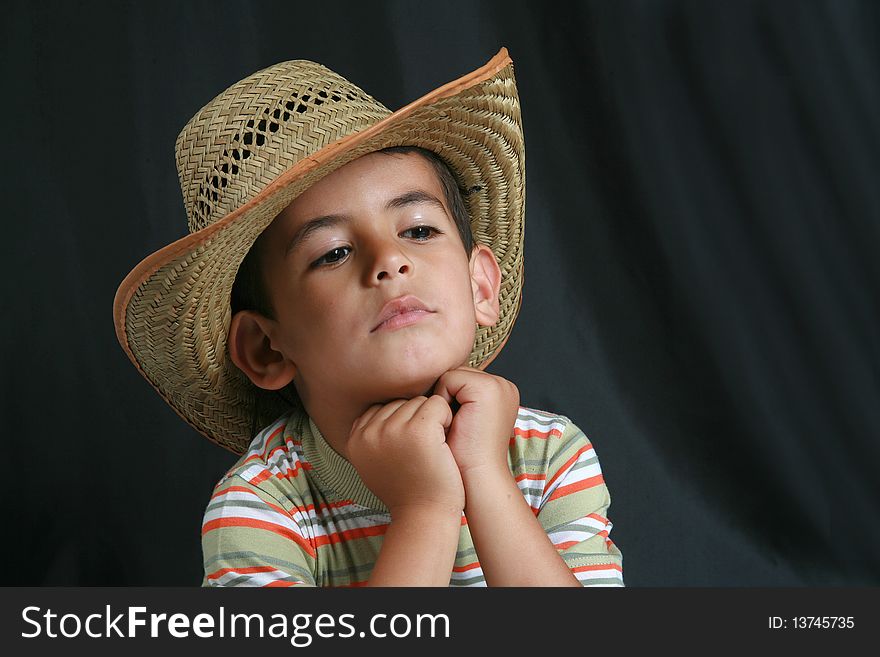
114;48;524;453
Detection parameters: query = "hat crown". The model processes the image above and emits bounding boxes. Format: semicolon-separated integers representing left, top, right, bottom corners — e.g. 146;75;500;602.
174;60;391;233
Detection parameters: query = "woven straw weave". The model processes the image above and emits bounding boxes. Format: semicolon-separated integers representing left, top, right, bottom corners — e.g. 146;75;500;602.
115;49;525;453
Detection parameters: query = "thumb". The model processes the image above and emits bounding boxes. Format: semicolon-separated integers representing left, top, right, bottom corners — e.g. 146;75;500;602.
432;369;470;405
437;395;454;432
424;394;454;434
434;383;461;418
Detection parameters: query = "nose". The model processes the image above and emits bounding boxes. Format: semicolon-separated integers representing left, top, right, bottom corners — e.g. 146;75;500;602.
365;238;413;285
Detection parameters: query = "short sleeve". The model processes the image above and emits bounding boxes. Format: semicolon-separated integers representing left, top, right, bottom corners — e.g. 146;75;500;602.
534;418;624;586
201;474;318;587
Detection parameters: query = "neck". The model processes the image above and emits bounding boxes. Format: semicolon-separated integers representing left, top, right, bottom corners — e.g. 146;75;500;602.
306;403;361;461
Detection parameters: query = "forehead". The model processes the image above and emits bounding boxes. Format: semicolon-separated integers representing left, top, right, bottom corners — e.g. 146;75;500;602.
264;151;448;243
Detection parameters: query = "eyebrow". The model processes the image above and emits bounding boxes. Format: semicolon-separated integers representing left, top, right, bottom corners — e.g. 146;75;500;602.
284;214;349;257
385;189;446;213
284;189;447;257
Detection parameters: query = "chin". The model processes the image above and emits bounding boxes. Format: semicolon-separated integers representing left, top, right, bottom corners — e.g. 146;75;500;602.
376;373;443;402
377;356;463;400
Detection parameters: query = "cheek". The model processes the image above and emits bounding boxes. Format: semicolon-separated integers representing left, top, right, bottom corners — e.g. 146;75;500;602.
275;285;344;352
441;270;479;333
289;278;343;319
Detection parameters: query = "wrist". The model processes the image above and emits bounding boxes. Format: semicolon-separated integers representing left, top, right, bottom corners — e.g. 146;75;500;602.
460;463;515;494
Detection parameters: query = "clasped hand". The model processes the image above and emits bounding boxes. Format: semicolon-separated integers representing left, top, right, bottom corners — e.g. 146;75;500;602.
346;367;520;515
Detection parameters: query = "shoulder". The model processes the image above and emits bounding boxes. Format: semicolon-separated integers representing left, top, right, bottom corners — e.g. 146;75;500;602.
511;406;591;461
509;406;607;500
211;411;313;510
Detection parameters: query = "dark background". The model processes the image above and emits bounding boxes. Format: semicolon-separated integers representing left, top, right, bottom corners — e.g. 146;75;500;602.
3;0;877;586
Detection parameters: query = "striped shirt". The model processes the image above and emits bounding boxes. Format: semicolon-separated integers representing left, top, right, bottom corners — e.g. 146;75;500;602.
201;406;623;587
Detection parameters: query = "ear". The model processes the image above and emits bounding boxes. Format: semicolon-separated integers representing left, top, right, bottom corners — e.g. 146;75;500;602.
227;310;297;390
469;244;502;327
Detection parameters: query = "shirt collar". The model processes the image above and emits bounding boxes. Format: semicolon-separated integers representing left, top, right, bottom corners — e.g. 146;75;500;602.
295;412;390;514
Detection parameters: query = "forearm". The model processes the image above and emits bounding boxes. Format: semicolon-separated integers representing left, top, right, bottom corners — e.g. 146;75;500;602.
462;468;580;587
367;504;461;586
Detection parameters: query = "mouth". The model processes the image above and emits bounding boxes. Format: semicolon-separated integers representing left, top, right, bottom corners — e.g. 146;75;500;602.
371;294;435;332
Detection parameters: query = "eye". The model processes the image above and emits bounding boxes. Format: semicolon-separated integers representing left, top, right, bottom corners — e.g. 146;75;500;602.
402;225;440;241
312;246;351;268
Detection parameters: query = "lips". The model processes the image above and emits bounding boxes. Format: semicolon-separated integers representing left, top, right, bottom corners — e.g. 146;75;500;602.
371;294;434;332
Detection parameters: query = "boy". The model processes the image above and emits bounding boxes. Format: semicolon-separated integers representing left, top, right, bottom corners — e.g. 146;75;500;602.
114;48;623;586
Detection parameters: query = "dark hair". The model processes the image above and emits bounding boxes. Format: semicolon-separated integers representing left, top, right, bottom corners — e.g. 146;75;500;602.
230;146;475;319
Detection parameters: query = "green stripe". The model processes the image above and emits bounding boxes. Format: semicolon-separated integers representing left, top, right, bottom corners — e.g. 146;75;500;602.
567;455;599;472
548;427;589;470
455;546;478;560
575;577;623;586
323;561;376;583
509;456;551;469
205;550;315;583
561;551;621;565
450;574;486;586
516;410;565;427
545;519;602;535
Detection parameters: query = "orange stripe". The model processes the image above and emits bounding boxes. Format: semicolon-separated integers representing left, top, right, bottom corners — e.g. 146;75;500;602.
241;426;285;463
544;444;594;492
301;499;358;514
547;474;605;502
202;517;316;558
263;580;298;587
513;426;564;440
571;563;622;574
253;443;288;463
210;486;292;518
262;425;286;453
515;472;546;483
313;523;389;547
452;561;482;573
211;484;251;501
554;530;609;551
247;469;273;485
206;565;279;580
246;460;313;486
588;512;609;524
243;441;285;465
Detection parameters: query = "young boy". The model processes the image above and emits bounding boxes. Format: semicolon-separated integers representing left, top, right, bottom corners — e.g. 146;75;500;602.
114;48;623;586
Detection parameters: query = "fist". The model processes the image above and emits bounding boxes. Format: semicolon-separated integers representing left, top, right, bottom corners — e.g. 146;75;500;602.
347;395;465;515
433;367;520;478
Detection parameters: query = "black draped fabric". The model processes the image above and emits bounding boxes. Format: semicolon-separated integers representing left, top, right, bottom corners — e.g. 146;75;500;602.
3;0;877;585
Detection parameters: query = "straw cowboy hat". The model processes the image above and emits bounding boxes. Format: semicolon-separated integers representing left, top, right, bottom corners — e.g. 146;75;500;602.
113;47;525;454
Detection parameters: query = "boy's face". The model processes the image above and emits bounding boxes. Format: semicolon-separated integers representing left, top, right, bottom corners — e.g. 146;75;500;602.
255;151;498;409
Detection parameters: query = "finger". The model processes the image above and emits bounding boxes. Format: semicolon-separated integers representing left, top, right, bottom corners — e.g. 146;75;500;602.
385;395;430;423
400;395;453;437
432;368;481;404
369;398;411;424
351;403;385;433
406;394;453;426
354;399;407;431
424;394;454;431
